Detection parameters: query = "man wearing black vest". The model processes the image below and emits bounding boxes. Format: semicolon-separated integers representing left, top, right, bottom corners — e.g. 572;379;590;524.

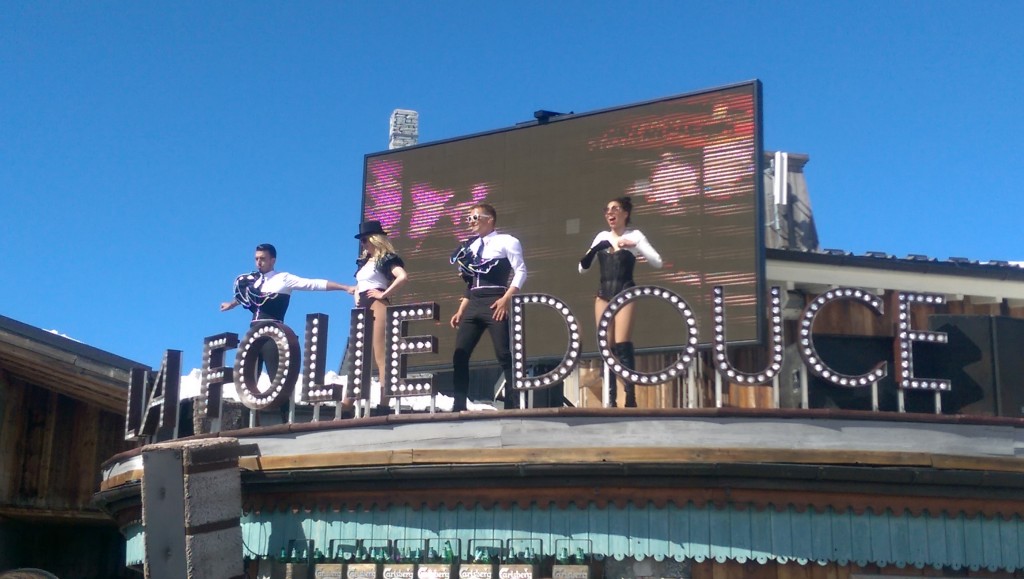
449;204;528;411
221;243;352;376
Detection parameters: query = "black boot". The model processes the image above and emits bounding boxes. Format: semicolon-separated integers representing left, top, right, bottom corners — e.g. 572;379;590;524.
504;389;519;410
615;342;637;407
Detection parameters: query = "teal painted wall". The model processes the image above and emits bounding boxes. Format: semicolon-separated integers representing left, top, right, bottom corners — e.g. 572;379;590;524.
125;503;1024;572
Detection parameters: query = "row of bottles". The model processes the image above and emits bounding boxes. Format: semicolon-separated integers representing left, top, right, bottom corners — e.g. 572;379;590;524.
258;539;586;565
551;541;593;579
555;546;589;565
259;539;458;564
245;539;592;579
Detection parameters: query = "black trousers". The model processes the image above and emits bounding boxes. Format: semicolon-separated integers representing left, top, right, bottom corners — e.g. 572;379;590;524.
258;335;279;378
452;290;516;410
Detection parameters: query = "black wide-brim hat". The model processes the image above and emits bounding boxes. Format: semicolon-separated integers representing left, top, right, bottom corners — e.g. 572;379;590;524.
355;220;387;239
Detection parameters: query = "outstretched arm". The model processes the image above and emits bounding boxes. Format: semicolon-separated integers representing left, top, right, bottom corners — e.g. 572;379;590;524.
279;273;352;293
326;281;356;294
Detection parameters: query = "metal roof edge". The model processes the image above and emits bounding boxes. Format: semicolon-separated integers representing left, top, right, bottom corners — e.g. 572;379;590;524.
0;313;149;371
766;248;1024;282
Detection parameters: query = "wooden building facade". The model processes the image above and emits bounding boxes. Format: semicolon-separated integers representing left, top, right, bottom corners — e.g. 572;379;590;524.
0;315;145;578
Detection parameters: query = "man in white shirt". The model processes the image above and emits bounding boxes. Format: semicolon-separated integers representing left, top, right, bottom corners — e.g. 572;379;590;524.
221;243;352;375
449;204;527;411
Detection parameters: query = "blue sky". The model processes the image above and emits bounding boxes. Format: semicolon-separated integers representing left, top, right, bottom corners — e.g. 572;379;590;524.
3;2;1022;371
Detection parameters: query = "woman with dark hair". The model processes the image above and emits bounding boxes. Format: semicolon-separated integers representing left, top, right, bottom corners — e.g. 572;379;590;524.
578;196;662;407
354;220;409;396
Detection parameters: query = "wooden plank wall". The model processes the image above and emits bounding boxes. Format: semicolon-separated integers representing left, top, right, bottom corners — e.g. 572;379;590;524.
0;368;134;513
576;356;688;408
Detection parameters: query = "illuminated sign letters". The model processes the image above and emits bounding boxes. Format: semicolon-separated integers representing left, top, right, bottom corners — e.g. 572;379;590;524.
383;303;440;402
126;349;181;442
127;286;954;442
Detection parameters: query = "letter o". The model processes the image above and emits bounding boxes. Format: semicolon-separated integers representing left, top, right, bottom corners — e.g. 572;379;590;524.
598;285;698;385
234;321;300;409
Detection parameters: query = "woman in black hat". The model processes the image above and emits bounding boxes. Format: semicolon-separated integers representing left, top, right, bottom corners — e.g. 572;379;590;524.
354;220;408;395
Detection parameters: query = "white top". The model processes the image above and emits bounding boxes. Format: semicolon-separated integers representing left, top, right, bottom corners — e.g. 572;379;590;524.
355;259;390;293
255;270;329;293
468;231;528;290
579;229;663;273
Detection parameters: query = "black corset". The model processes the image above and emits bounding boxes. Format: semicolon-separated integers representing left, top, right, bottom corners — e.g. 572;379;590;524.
597;250;637;299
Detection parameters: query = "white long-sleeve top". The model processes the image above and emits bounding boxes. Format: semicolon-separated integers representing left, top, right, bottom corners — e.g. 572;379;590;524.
467;231;528;290
254;270;329;293
579;229;663;273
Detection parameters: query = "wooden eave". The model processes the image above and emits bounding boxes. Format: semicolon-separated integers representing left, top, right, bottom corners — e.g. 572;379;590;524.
0;317;145;413
766;249;1024;305
0;504;115;524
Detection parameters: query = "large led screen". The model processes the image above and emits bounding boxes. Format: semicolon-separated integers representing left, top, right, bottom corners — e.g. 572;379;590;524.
361;81;764;369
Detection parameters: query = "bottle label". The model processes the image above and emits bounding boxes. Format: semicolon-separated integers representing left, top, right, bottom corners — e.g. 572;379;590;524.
383;565;417;579
552;566;589;579
315;565;345;579
459;565;494;579
498;566;534;579
348;563;378;579
418;564;452;579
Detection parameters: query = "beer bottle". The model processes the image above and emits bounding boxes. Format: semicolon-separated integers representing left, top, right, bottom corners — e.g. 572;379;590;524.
524;547;536;566
574;547;587;564
479;548;491;564
315;548;326;563
278;546;290;563
355;543;368;562
556;548;569;565
442;540;455;564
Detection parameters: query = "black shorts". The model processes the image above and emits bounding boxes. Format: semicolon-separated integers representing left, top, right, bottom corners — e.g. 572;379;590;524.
358;289;391;308
597;279;635;301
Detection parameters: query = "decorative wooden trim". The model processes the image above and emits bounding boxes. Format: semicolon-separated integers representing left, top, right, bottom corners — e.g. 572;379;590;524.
232;446;1024;474
99;455;1024;520
104;445;1024;493
100;469;143;491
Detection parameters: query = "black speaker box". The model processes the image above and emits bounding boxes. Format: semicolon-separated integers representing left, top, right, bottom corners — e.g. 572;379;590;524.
926;315;1024;418
808;315;1024;417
